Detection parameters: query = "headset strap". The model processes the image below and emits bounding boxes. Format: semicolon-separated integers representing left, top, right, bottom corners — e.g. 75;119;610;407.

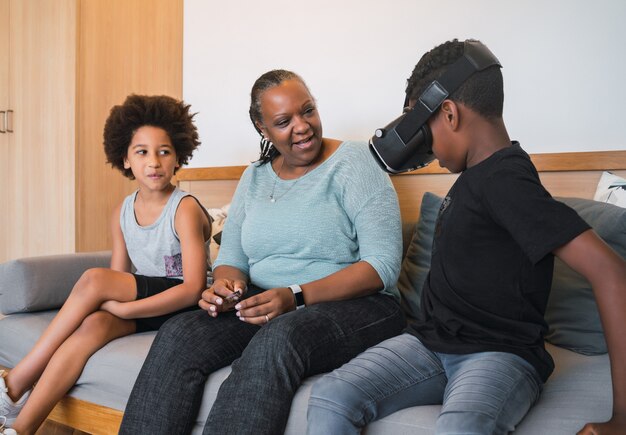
396;41;501;143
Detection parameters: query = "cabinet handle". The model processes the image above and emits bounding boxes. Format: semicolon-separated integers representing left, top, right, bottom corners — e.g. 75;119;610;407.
0;110;6;133
6;110;13;133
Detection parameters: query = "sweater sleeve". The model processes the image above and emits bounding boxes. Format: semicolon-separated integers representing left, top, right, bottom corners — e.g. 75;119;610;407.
342;147;403;292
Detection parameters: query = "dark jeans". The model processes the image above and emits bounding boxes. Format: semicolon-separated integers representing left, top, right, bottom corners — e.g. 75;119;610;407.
119;291;404;435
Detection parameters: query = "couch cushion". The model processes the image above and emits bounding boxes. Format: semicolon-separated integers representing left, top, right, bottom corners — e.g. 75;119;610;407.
514;343;611;434
544;197;626;354
0;312;58;364
0;251;111;314
397;192;443;325
1;314;610;434
207;204;230;265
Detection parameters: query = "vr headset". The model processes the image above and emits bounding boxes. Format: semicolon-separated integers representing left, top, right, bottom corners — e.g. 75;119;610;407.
369;40;502;173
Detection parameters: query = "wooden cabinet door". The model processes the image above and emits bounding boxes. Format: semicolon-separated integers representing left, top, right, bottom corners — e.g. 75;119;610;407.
6;0;77;260
0;0;9;262
1;0;182;259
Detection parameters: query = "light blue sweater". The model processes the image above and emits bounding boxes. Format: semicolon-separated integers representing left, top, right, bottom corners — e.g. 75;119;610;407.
214;141;402;299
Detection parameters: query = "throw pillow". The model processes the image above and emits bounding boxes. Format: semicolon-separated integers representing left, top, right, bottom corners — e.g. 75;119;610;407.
593;171;626;208
545;197;626;355
397;192;443;324
207;204;230;265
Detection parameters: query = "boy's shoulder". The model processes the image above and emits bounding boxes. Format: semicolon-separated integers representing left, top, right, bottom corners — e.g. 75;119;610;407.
460;142;542;202
490;141;530;162
474;142;535;177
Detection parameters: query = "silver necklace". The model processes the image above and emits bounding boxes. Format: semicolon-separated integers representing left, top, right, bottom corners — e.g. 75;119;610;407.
269;159;311;203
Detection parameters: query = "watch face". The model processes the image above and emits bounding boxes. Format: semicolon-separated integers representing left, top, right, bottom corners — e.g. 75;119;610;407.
294;291;305;307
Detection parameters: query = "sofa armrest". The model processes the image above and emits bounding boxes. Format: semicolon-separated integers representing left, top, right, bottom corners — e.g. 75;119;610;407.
0;251;112;314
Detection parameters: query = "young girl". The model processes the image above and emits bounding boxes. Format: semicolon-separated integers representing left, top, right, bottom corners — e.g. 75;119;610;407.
0;95;211;435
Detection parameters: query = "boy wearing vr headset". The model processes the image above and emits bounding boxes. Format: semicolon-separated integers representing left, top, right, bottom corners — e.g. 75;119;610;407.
307;39;626;434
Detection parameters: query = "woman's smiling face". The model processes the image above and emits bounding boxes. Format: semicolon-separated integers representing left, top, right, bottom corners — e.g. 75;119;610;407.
257;79;323;169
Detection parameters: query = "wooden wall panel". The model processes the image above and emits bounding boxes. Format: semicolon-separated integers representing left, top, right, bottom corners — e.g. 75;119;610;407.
177;152;626;235
392;150;626;175
392;170;626;229
76;0;183;252
178;180;240;210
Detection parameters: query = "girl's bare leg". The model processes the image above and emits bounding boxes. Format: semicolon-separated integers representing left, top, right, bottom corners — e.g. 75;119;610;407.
11;311;136;435
4;268;136;400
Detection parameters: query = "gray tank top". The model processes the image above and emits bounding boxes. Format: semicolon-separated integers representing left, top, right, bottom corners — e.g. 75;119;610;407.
120;188;211;279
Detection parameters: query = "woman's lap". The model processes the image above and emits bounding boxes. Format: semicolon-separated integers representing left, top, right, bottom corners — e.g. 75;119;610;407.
120;292;404;435
119;309;260;434
204;293;405;435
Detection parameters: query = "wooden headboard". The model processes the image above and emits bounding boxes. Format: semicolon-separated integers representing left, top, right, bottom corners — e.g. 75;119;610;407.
177;150;626;231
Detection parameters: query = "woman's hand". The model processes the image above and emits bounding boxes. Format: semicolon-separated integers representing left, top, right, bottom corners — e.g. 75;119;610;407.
199;278;247;317
100;300;132;319
235;287;296;325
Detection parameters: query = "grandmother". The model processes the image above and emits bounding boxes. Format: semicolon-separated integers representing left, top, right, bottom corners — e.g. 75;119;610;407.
119;69;405;435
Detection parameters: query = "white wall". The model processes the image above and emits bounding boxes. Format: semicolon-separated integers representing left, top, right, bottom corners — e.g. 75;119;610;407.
184;0;626;168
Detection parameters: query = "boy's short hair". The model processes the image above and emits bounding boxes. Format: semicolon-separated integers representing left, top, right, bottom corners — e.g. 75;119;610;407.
406;39;504;119
103;94;200;179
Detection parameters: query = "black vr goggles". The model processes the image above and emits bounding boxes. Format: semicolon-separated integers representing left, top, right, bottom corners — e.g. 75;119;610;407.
369;40;502;173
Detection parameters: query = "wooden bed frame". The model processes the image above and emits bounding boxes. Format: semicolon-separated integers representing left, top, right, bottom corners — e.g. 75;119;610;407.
4;150;626;434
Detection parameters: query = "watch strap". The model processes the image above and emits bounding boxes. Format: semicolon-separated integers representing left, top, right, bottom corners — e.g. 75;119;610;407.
288;284;305;308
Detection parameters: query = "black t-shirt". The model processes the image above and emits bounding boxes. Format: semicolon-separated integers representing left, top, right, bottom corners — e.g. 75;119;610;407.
408;143;590;381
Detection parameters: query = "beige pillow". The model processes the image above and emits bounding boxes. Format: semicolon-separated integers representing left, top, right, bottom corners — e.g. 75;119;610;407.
593;171;626;208
207;204;230;265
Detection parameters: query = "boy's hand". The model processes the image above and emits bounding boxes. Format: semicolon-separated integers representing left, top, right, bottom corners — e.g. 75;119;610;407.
199;278;247;317
578;415;626;434
235;287;296;325
100;300;132;319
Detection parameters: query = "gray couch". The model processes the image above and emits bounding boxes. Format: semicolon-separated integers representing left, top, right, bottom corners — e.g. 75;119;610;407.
1;195;623;434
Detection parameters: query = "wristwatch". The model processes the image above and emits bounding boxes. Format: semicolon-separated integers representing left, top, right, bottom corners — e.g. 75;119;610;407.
288;284;305;308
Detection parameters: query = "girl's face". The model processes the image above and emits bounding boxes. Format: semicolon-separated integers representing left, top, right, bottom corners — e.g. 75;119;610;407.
257;79;323;170
124;126;179;192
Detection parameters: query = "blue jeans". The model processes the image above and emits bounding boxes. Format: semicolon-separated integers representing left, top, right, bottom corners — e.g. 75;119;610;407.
307;333;543;435
119;292;404;435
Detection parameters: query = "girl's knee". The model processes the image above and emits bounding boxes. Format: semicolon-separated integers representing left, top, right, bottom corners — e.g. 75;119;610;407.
75;311;116;336
69;311;127;349
73;268;109;299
